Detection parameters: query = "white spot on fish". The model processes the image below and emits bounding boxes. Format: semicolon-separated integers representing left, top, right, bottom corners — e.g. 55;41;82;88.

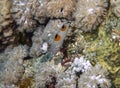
41;42;48;53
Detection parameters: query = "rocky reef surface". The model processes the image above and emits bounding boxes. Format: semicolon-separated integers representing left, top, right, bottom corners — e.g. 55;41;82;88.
0;0;120;88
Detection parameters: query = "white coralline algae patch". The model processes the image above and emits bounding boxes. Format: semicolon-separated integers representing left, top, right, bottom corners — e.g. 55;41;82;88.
71;56;92;73
78;64;111;88
34;56;111;88
71;57;111;88
55;56;92;88
73;0;109;32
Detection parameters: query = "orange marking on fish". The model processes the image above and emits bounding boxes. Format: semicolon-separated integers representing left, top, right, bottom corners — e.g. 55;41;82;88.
61;25;67;31
55;34;61;41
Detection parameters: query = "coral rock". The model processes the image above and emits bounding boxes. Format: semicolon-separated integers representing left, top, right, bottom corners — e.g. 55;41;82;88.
111;0;120;18
47;0;76;18
0;45;28;85
0;0;16;51
29;26;44;57
73;0;109;32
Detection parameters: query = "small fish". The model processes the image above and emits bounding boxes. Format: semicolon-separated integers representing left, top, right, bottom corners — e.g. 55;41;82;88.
41;20;69;62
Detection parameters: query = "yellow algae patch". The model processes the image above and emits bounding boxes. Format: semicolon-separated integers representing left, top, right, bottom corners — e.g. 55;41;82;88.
98;58;120;74
113;78;120;88
84;25;120;87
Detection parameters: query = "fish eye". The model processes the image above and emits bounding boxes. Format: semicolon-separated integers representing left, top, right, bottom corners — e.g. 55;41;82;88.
55;34;61;41
61;24;66;31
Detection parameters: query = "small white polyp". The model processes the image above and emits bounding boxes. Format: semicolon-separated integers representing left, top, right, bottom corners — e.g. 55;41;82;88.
41;42;48;53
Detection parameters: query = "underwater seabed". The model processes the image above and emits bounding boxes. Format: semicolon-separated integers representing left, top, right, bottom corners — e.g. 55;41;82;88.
23;12;120;88
0;0;120;88
19;14;120;88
